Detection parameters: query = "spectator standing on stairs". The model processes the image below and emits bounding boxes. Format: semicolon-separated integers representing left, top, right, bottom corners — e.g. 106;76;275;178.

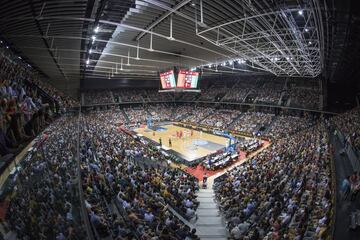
350;171;360;201
203;172;208;189
341;176;351;200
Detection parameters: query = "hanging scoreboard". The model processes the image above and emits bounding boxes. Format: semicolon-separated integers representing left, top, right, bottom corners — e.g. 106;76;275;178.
160;70;176;89
176;70;200;88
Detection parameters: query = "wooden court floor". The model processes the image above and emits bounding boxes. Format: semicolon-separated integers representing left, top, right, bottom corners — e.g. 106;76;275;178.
134;124;230;162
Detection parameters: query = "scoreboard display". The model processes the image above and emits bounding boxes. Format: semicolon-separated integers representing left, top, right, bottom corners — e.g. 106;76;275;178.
176;70;199;88
159;70;176;89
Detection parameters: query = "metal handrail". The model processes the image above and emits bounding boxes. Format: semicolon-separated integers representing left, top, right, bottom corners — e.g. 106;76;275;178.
76;107;95;240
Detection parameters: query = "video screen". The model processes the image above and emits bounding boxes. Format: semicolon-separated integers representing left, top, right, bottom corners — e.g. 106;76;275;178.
177;70;199;88
160;70;176;89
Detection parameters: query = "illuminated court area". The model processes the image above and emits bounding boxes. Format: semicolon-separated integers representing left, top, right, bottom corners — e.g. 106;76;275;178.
134;124;230;162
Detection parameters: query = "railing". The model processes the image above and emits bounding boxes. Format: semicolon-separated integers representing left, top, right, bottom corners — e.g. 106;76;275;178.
112;198;141;240
75;108;95;240
333;127;360;172
329;129;337;240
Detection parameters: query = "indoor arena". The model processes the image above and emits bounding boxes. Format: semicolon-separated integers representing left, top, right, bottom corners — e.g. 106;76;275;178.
0;0;359;239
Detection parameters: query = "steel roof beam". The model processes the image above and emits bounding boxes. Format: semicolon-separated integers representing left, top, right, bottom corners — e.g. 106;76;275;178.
135;0;192;41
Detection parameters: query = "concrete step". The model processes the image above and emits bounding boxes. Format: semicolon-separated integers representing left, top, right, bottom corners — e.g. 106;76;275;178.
199;188;214;193
197;208;220;217
197;226;227;237
198;202;218;209
196;216;223;226
197;192;215;198
196;187;227;239
197;197;216;203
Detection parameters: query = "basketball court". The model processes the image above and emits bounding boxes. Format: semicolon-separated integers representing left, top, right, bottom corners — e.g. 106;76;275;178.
134;124;230;162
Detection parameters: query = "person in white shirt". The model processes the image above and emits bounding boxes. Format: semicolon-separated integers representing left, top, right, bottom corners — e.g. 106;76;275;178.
144;211;155;222
185;207;196;219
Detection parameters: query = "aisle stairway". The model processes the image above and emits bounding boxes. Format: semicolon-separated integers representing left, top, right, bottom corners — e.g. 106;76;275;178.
195;188;227;240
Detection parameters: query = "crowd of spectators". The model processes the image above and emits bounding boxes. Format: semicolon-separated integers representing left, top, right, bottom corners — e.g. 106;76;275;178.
222;88;250;103
145;90;173;102
29;78;79;109
289;88;320;110
181;107;215;124
255;82;283;105
113;89;145;103
231;112;274;135
177;92;200;101
197;88;226;101
171;105;195;121
83;90;114;105
267;115;315;140
214;123;333;239
6;116;86;239
80;111;199;239
80;82;323;111
124;107;152;124
148;104;174;121
201;110;239;129
0;52;59;159
332;107;360;150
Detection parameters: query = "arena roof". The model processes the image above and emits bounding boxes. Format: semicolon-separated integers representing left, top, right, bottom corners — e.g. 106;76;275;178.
0;0;356;97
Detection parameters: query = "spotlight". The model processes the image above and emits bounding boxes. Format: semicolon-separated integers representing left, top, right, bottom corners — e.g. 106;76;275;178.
191;3;195;6
89;49;93;54
308;41;312;45
298;10;303;15
305;28;309;32
86;59;90;65
94;26;99;33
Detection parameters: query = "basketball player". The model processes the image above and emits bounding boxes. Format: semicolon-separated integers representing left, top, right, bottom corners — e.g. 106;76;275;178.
169;138;172;147
159;137;162;146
